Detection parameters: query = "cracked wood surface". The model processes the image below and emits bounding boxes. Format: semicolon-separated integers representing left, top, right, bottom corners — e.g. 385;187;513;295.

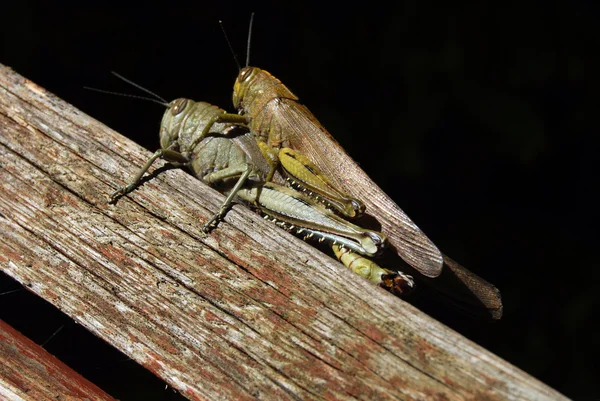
0;64;567;401
0;319;116;401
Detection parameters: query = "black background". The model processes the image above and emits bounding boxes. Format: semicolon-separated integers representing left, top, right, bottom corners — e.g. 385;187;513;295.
1;1;597;400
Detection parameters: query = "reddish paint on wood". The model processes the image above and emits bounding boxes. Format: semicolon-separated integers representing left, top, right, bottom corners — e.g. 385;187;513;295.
0;319;116;401
0;64;567;401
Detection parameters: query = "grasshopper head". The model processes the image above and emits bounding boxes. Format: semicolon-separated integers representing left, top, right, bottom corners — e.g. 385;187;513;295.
233;66;262;111
159;98;193;150
233;66;297;114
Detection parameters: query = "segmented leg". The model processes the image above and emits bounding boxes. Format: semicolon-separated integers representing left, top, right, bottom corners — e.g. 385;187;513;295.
202;164;254;232
257;141;280;182
278;147;365;218
188;112;250;152
109;149;189;203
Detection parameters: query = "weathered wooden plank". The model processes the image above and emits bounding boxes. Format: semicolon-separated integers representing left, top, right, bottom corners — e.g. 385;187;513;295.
0;319;116;401
0;64;567;400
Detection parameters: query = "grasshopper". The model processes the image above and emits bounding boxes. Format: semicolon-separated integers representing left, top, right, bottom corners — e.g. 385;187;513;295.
208;16;503;318
101;78;414;296
201;17;442;275
230;68;443;276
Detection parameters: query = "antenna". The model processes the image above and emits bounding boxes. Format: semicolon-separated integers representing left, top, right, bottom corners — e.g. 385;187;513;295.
219;20;242;71
84;72;169;107
83;87;168;107
246;13;255;67
110;72;168;103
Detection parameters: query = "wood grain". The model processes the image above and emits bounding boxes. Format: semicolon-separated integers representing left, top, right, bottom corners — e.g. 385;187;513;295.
0;319;116;401
0;64;567;400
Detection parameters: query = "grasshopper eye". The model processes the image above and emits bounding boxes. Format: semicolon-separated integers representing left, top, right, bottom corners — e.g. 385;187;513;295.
239;67;253;82
171;99;188;116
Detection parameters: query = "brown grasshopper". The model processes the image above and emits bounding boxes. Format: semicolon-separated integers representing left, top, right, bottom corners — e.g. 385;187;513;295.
210;16;503;318
100;78;414;296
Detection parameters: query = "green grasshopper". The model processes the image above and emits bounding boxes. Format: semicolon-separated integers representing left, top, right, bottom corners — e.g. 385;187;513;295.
208;16;502;318
100;78;414;296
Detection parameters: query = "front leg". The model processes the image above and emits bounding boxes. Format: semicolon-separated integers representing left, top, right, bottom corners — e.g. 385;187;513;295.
109;149;189;204
188;113;250;152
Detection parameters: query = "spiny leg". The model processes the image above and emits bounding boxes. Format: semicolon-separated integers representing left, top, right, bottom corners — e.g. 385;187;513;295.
109;149;189;204
279;147;365;218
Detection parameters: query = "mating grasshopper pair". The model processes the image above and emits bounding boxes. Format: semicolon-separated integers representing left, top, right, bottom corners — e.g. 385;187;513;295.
106;17;502;317
108;93;414;296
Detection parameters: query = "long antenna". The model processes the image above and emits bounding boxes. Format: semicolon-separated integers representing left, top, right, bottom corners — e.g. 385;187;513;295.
83;87;168;107
219;20;241;71
110;71;168;103
84;71;170;107
246;13;255;67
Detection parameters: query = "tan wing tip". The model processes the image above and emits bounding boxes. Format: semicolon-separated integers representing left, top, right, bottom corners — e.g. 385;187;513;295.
489;304;503;320
442;253;504;320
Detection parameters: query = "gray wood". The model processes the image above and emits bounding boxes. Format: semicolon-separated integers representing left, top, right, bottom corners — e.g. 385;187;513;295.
0;64;567;401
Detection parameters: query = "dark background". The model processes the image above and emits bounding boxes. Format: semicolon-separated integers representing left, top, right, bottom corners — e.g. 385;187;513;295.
1;1;597;399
